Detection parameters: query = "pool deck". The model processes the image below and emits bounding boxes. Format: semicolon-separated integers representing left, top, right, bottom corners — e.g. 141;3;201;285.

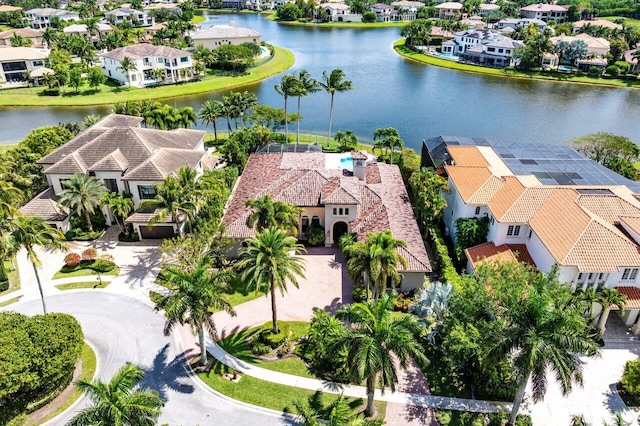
324;152;375;170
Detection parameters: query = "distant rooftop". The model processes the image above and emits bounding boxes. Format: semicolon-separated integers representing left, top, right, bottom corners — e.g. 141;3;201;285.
422;135;640;193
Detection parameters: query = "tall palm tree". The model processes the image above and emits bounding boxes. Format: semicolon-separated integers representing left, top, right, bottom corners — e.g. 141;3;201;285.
0;228;18;284
245;194;301;236
9;214;67;314
221;94;240;132
489;273;601;425
154;259;235;365
373;127;403;164
333;294;427;417
237;228;306;334
102;192;134;236
67;363;163;426
294;392;382;426
597;287;627;333
292;70;320;144
176;106;197;129
198;100;224;141
117;56;138;86
58;173;107;232
274;74;300;142
344;231;407;299
319;69;353;144
146;175;196;237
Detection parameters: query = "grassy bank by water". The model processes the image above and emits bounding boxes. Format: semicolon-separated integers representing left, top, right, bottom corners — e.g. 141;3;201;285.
266;13;406;28
394;39;640;90
0;46;294;106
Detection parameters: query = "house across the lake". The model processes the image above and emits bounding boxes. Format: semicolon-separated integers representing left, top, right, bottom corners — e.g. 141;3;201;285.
22;114;209;238
423;136;640;330
222;146;433;291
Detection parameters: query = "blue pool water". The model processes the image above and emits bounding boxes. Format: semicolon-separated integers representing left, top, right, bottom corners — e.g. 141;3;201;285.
340;157;353;169
436;53;460;62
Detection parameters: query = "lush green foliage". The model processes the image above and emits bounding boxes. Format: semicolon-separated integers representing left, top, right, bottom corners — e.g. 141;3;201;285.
454;217;490;261
305;224;325;246
245;194;301;235
621;359;640;397
409;167;449;230
569;132;640;180
0;312;83;423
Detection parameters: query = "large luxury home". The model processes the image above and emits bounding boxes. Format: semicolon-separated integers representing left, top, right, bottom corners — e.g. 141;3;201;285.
20;114;209;239
423;136;640;330
222;145;432;291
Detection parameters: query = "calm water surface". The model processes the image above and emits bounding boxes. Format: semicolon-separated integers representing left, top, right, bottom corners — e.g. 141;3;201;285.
1;12;639;149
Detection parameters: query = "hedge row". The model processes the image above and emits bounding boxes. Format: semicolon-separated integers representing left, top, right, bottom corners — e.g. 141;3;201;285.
428;227;462;290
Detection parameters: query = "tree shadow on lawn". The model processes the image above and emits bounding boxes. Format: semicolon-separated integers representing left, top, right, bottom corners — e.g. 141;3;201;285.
218;326;259;363
139;343;195;401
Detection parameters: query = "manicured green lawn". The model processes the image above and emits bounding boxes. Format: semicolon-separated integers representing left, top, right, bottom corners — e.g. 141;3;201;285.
198;360;387;419
192;15;206;24
1;258;21;298
0;46;294;106
53;266;120;280
0;24;10;31
0;144;18;152
218;321;315;378
600;16;640;27
394;39;640;89
266;13;406;28
221;276;263;307
0;297;21;307
55;281;111;290
30;343;97;425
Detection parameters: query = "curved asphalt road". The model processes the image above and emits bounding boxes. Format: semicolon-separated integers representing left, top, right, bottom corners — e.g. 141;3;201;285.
8;292;296;426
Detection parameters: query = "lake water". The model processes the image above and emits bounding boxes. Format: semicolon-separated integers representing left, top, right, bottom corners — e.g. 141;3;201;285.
1;12;640;150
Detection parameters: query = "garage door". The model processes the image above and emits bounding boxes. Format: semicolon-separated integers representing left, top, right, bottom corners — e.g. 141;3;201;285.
139;225;175;239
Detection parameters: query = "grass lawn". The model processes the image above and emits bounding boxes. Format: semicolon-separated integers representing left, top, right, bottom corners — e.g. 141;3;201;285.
0;24;9;31
394;39;640;89
219;321;315;378
266;13;406;28
28;343;97;426
55;280;111;290
1;258;21;298
0;46;294;106
0;297;21;307
198;359;387;419
0;143;18;152
53;266;120;280
600;16;640;27
192;15;206;24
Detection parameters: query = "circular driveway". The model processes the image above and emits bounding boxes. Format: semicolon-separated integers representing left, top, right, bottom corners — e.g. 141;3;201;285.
8;292;296;426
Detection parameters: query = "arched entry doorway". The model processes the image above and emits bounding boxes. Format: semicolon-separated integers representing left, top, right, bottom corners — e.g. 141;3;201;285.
333;221;348;245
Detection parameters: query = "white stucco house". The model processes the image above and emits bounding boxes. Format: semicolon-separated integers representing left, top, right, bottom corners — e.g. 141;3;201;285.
321;3;362;22
0;46;49;86
519;3;568;23
104;7;154;26
422;135;640;332
24;114;210;238
435;2;462;20
497;18;547;31
221;146;433;292
441;28;521;65
100;43;193;87
191;24;261;49
25;8;78;29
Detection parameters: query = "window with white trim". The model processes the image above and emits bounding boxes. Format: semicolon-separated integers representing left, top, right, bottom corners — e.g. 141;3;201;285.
622;268;639;280
507;225;521;236
475;206;481;215
333;207;349;217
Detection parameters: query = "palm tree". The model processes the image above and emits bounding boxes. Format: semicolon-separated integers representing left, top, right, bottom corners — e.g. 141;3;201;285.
82;114;101;129
292;70;320;144
319;69;353;144
154;259;235;365
373;127;403;164
293;392;382;426
176;106;197;129
117;56;138;86
489;273;601;425
274;74;300;142
344;231;408;299
237;228;306;334
221;93;241;132
102;192;134;236
245;194;301;235
146;175;196;237
597;287;627;333
58;173;107;232
67;363;163;426
333;294;427;417
9;214;67;314
199;100;224;141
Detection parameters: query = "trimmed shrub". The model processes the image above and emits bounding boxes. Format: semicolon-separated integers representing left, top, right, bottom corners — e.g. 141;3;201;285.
622;358;640;396
606;65;620;78
305;224;325;246
91;258;116;273
428;227;462;290
81;248;98;261
259;322;291;348
588;66;603;78
615;61;630;74
251;343;271;356
362;11;377;23
64;252;81;267
352;284;372;302
118;232;140;242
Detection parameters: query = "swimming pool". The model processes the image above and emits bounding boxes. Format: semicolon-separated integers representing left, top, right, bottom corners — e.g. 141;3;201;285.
558;65;573;73
340;157;353;169
435;53;460;62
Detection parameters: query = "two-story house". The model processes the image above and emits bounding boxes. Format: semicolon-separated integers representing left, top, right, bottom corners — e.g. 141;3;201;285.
21;114;209;239
459;36;524;67
423;135;640;331
25;8;79;29
441;28;520;60
435;2;462;20
0;46;49;85
221;146;433;292
519;3;568;23
104;7;154;26
321;3;362;22
192;25;261;49
100;43;193;87
63;23;113;43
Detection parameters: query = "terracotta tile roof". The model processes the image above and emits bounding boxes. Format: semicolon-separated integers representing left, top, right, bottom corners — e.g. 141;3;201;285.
89;148;129;172
365;163;382;184
124;149;205;181
577;195;640;225
466;242;537;271
447;146;489;167
498;187;554;223
445;166;494;203
222;153;431;273
351;150;368;161
468;175;505;204
615;287;640;309
125;207;175;224
19;187;69;222
487;176;526;221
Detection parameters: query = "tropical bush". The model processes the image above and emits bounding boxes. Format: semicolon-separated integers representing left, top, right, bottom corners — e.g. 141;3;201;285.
60;257;116;274
428;227;462;289
64;252;82;267
621;358;640;404
65;228;104;241
81;248;98;261
259;322;291;348
0;280;8;292
305;224;325;246
352;284;372;302
0;312;83;424
251;342;271;356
